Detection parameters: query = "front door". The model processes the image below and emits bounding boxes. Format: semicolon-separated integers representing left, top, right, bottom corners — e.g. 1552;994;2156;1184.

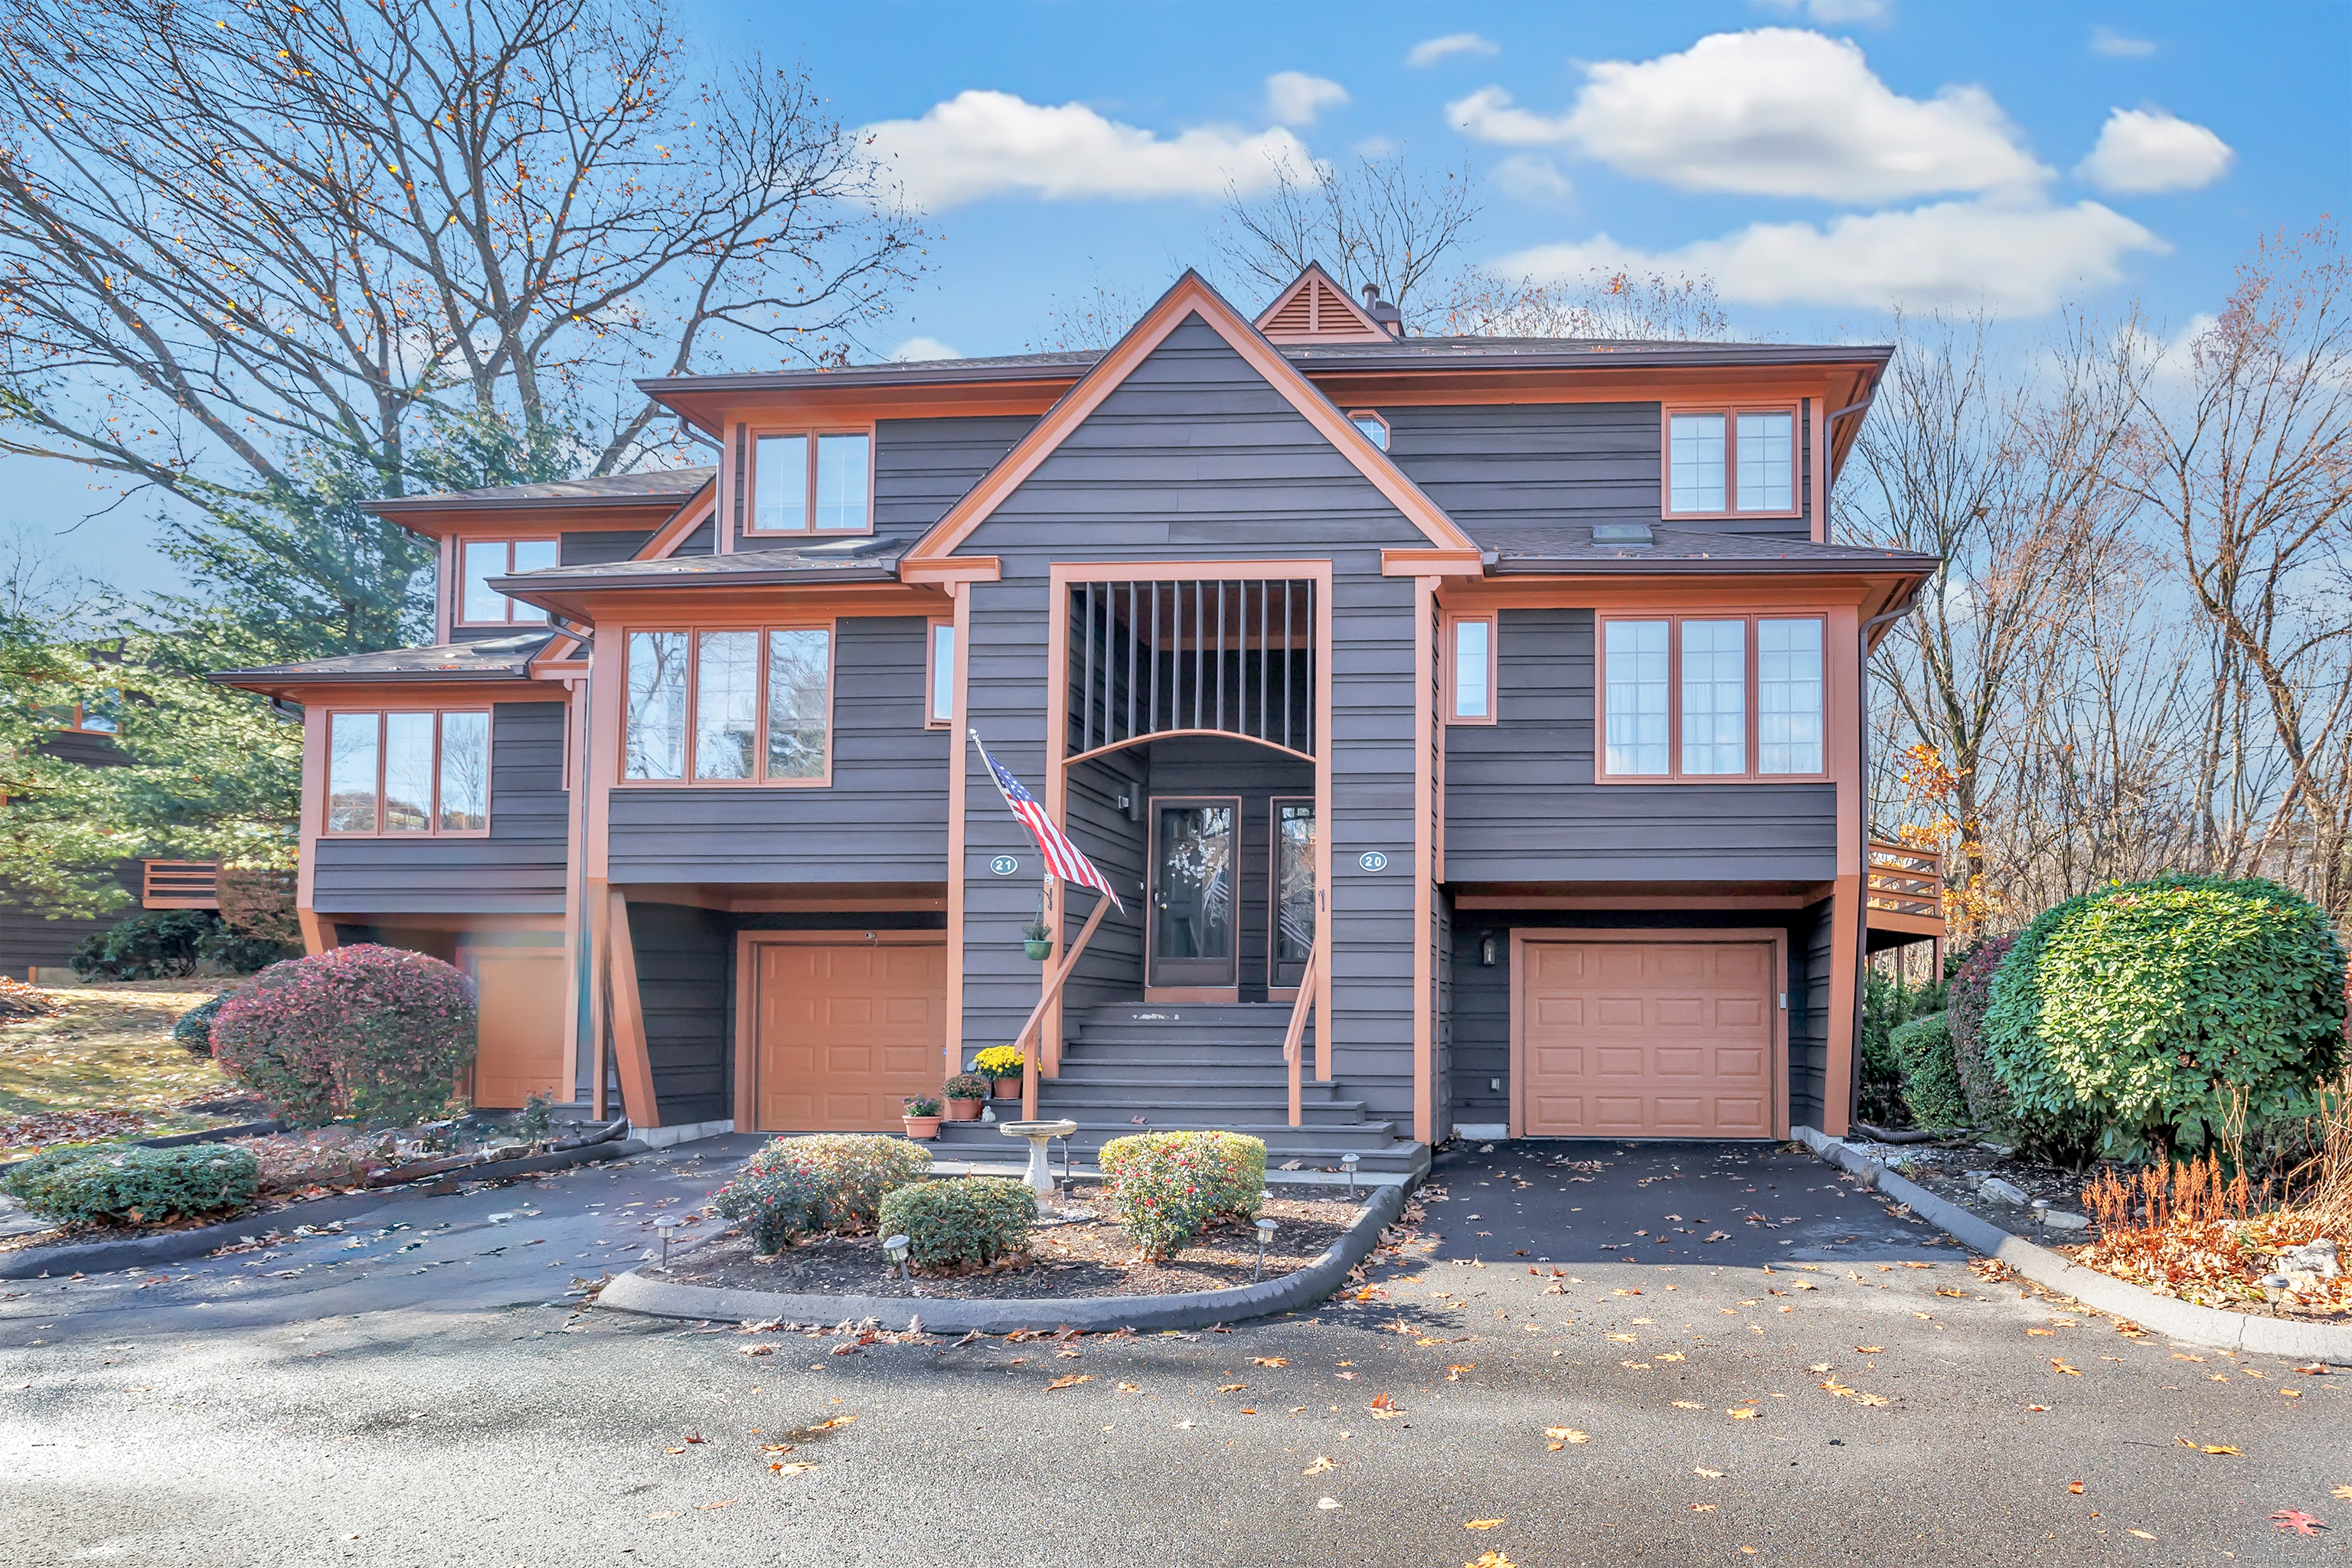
1147;796;1238;996
1269;797;1315;994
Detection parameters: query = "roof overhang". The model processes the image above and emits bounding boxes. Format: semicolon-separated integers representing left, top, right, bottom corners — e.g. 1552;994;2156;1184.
362;485;713;541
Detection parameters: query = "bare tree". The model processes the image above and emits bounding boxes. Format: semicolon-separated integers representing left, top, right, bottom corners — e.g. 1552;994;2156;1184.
1026;264;1156;354
1216;152;1480;332
0;0;922;517
1443;266;1732;341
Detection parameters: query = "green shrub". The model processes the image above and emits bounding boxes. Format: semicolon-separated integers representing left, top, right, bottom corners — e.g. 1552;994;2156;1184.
712;1133;932;1250
1947;933;2017;1126
2;1142;259;1225
1984;875;2349;1161
172;991;234;1057
1860;968;1943;1126
209;945;477;1127
877;1177;1035;1269
1889;1011;1967;1130
1096;1130;1266;1260
199;929;296;974
72;910;219;981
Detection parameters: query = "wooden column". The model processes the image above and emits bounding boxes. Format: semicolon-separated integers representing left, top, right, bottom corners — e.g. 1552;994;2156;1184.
605;887;658;1128
942;581;973;1078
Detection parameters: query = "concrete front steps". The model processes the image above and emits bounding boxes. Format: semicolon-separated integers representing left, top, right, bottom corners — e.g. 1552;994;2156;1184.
934;1001;1429;1178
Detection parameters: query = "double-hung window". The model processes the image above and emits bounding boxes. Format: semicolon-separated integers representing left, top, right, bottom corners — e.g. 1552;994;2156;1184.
325;710;491;833
749;430;872;535
622;625;834;785
459;539;558;626
1664;407;1799;518
1599;616;1825;780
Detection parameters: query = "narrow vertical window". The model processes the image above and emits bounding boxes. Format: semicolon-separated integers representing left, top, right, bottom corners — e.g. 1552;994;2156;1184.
381;712;436;831
765;628;831;779
625;631;688;780
1759;618;1825;773
327;713;380;832
813;433;871;531
1450;616;1491;720
753;434;809;532
1603;619;1671;775
1668;414;1725;514
461;541;508;623
439;712;490;830
1681;620;1747;775
928;621;956;726
694;630;759;780
1737;411;1795;512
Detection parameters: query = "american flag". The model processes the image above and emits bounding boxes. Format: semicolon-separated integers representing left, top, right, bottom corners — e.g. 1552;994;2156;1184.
970;731;1123;911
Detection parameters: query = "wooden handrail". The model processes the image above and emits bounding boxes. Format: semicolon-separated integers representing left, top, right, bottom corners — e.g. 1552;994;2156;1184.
1281;941;1321;1129
1016;892;1115;1122
1867;841;1945;921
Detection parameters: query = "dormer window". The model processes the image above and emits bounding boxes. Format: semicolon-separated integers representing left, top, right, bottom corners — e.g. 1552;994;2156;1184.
750;430;872;534
460;539;557;625
1663;406;1798;518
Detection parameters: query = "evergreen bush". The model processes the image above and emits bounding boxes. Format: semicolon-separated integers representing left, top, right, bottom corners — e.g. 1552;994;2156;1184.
2;1142;259;1225
209;944;477;1127
71;910;217;980
172;991;232;1057
877;1177;1035;1269
1984;875;2348;1161
1889;1011;1967;1130
1947;934;2017;1126
1096;1130;1266;1260
711;1133;932;1250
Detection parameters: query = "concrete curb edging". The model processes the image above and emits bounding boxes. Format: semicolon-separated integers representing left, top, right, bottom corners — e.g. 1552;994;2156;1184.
0;1138;651;1279
1791;1125;2350;1363
596;1180;1410;1334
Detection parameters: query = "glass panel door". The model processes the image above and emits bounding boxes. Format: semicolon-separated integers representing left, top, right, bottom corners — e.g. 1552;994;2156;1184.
1148;797;1237;991
1270;798;1315;991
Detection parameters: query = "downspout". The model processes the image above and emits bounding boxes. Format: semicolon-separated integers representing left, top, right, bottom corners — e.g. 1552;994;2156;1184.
1848;580;1929;1132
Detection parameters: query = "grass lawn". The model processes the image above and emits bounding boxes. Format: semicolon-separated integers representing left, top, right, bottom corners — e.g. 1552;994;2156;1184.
0;979;239;1134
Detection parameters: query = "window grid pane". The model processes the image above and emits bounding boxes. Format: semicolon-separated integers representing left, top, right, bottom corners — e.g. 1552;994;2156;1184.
327;713;380;832
766;628;831;779
625;632;688;780
929;622;956;724
1759;618;1824;773
1604;619;1671;774
461;541;508;622
438;711;489;830
1737;411;1794;511
1453;619;1490;717
1668;414;1725;513
753;435;808;531
1681;619;1747;775
813;434;869;531
694;631;760;781
382;712;436;831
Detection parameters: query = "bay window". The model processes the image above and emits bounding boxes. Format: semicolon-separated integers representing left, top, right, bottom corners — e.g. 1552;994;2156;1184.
1600;616;1825;780
623;625;834;785
750;429;872;534
1664;407;1798;518
459;539;557;625
325;710;490;833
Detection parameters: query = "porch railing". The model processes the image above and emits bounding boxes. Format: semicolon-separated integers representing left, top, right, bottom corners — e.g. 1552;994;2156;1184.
1866;841;1944;922
141;860;220;910
1281;940;1321;1129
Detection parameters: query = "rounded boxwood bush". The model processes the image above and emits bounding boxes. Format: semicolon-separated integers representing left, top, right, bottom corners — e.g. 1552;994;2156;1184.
712;1133;932;1251
209;944;477;1128
2;1142;259;1225
1096;1130;1266;1260
1889;1011;1967;1130
1983;875;2348;1160
877;1176;1035;1269
172;991;233;1057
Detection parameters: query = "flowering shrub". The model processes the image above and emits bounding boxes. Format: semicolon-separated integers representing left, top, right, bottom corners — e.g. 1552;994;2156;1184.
1096;1130;1266;1260
713;1133;931;1251
1947;933;2017;1125
878;1177;1035;1269
210;945;477;1128
2;1142;259;1225
943;1072;990;1102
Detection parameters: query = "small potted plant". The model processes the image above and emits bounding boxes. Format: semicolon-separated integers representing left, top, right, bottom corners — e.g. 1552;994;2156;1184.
1021;918;1054;961
943;1072;989;1121
975;1045;1024;1099
901;1095;943;1140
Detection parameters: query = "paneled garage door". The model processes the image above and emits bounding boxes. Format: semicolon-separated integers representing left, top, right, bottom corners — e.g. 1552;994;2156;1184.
750;939;946;1132
1517;938;1777;1138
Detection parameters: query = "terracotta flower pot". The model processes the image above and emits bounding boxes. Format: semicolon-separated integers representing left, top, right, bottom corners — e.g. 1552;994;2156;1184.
902;1115;941;1140
946;1097;983;1122
991;1077;1021;1100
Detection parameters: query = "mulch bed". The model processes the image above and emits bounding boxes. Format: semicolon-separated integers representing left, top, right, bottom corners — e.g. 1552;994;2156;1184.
665;1183;1360;1301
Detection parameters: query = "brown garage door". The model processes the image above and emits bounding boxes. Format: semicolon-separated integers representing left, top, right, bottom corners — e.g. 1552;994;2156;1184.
751;939;946;1132
1519;939;1775;1138
471;950;567;1109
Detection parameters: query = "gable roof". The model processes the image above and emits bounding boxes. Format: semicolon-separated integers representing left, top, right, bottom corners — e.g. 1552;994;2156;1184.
1254;263;1391;344
900;270;1476;572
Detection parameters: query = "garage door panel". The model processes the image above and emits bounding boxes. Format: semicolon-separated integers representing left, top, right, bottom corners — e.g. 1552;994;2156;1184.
754;942;946;1132
1521;940;1775;1139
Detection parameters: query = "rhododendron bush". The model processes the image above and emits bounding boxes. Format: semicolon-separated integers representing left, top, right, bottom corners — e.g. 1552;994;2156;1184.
1097;1130;1266;1260
211;945;477;1127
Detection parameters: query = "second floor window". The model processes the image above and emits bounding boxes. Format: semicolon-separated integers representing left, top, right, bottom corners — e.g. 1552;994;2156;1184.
751;431;871;534
326;710;490;833
926;620;956;727
460;539;557;625
1601;616;1824;779
624;626;833;784
1666;408;1796;517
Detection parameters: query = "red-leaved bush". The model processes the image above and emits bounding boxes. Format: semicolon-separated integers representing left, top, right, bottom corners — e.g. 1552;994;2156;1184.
211;945;477;1127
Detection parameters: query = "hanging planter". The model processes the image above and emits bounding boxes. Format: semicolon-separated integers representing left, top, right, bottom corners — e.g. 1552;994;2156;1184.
1022;919;1054;962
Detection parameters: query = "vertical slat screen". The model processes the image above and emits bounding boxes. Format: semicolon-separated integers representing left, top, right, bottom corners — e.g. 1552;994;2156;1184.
1067;579;1315;757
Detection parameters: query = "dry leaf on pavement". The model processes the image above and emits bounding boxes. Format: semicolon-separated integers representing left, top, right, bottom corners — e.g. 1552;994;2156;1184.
772;1462;816;1475
2068;1482;2085;1494
1302;1456;1335;1475
1044;1374;1092;1391
2174;1438;2241;1455
2051;1360;2082;1376
1855;1346;1883;1354
1673;1401;1704;1410
2334;1486;2352;1501
1697;1468;1724;1478
2271;1511;2329;1537
1692;1503;1718;1512
1218;1383;1249;1393
2128;1530;2155;1540
1316;1498;1340;1511
1253;1357;1289;1367
1727;1409;1760;1419
1465;1519;1502;1530
1370;1394;1403;1419
1467;1554;1515;1567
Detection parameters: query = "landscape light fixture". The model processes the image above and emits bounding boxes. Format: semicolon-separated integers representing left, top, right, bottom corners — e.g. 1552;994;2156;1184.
884;1233;917;1295
653;1214;680;1269
1341;1152;1361;1200
1254;1218;1278;1281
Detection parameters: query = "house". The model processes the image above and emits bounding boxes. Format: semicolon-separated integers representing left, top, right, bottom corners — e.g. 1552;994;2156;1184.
214;267;1943;1171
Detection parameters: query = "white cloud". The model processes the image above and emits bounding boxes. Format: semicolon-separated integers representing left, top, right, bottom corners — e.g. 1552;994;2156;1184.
1406;33;1498;67
1448;29;2047;203
1756;0;1889;22
2075;107;2233;194
863;90;1312;210
2090;24;2157;58
889;336;962;363
1266;71;1348;127
1492;153;1574;204
1492;198;2164;315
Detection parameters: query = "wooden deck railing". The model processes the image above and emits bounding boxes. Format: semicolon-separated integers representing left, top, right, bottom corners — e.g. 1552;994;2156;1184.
141;860;220;910
1866;841;1944;923
1281;941;1321;1129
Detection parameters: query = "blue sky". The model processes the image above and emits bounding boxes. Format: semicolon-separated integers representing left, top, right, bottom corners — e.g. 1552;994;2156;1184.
8;0;2343;597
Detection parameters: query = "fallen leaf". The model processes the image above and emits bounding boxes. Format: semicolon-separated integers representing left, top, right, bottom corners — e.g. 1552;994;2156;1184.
1673;1401;1704;1410
1370;1394;1403;1419
1302;1456;1335;1475
1465;1519;1503;1530
2172;1353;2204;1362
2270;1511;2329;1537
1692;1503;1718;1512
2299;1364;2331;1376
1727;1408;1760;1419
1044;1374;1093;1391
695;1499;737;1511
2068;1482;2085;1494
2051;1360;2082;1377
1218;1383;1249;1393
2335;1486;2352;1502
1468;1554;1514;1567
663;1446;688;1455
1544;1426;1590;1443
2174;1437;2241;1455
1117;1382;1140;1393
2128;1530;2155;1540
2027;1405;2049;1412
1697;1468;1724;1478
1656;1352;1686;1362
1935;1288;1966;1298
1807;1364;1832;1374
1855;1346;1883;1354
772;1462;816;1475
1253;1357;1289;1367
1316;1497;1340;1511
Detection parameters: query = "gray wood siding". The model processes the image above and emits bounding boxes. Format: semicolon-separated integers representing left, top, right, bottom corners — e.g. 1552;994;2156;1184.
1060;750;1147;1023
623;900;730;1125
1443;608;1837;883
606;616;949;884
0;863;145;975
1795;898;1834;1129
730;413;1038;550
1383;401;1814;541
312;701;569;915
561;529;655;566
953;315;1428;1128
